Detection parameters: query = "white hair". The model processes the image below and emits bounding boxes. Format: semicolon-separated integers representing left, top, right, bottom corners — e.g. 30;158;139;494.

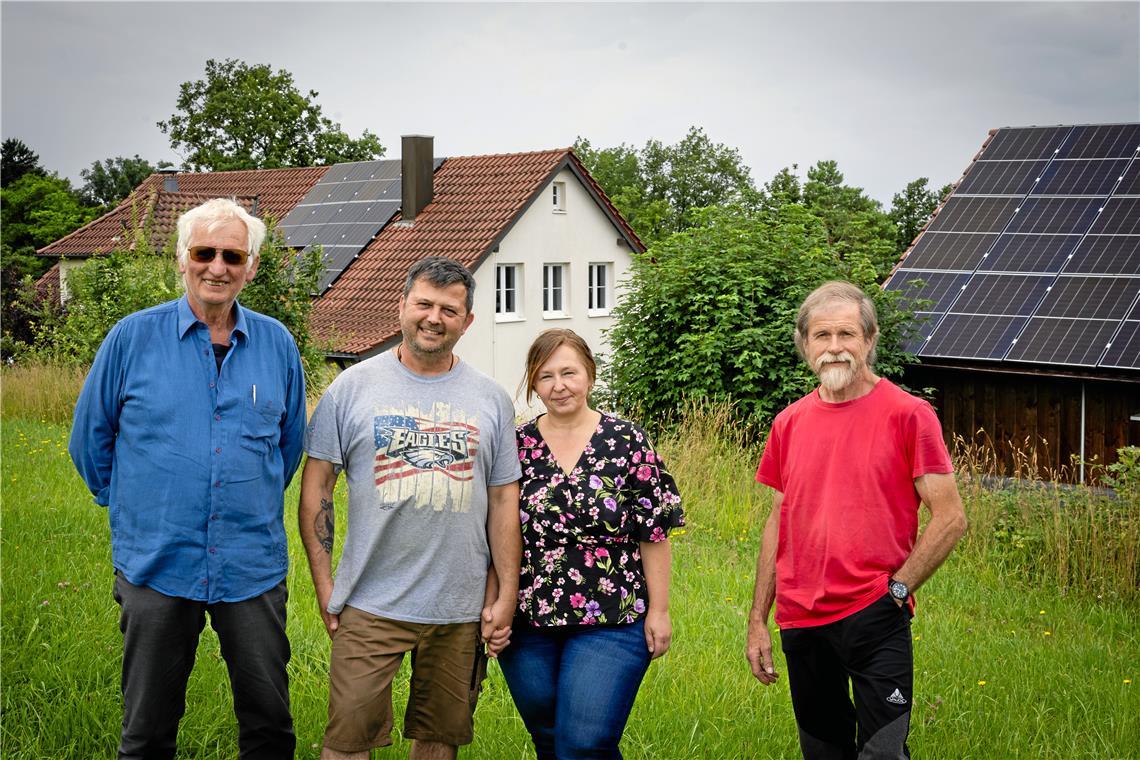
175;198;266;272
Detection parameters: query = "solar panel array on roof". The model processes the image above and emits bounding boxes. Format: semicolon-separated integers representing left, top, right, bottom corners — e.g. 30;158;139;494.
277;157;444;293
885;123;1140;370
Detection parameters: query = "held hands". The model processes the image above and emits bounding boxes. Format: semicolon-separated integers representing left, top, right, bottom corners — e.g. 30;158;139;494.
315;583;340;639
746;616;779;685
480;598;514;658
644;609;672;659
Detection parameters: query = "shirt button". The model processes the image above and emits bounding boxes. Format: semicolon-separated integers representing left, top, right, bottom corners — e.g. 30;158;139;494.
214;481;221;487
208;547;217;554
214;414;221;421
215;447;221;454
209;382;215;389
210;513;219;521
201;580;208;586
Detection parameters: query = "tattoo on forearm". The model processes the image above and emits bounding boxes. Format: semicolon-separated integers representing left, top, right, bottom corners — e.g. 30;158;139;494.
316;497;334;553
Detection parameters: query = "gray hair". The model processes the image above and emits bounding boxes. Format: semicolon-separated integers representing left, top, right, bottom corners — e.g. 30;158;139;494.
175;198;266;272
403;257;476;313
793;281;879;365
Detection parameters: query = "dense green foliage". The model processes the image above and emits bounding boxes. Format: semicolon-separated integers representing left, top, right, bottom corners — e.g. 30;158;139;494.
79;154;170;208
574;127;757;246
1;138;45;186
888;177;952;254
158;59;385;172
2;411;1136;758
601;185;919;431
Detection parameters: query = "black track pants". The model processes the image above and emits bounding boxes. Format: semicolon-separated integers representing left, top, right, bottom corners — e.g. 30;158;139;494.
780;593;913;760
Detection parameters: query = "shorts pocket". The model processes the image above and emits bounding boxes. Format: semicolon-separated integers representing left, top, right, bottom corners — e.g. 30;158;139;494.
469;632;488;702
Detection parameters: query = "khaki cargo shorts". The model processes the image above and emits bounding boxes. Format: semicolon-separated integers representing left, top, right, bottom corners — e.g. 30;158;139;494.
323;606;487;752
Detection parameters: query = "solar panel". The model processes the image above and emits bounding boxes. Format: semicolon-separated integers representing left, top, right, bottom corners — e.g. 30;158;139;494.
979;234;1080;273
902;232;998;270
884;122;1140;370
1007;318;1119;365
277;158;443;294
956;160;1045;195
1101;321;1140;369
1034;159;1131;196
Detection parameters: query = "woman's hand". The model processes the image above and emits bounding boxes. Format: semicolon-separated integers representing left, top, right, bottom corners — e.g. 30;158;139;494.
644;608;672;659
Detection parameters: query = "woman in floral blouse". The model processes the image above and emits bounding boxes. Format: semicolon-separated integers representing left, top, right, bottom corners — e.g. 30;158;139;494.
497;328;684;760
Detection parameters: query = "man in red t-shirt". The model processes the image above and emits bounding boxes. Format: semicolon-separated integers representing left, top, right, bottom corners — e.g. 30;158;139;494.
746;281;966;759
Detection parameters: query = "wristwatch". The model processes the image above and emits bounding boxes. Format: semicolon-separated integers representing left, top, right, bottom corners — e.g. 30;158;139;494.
888;577;909;603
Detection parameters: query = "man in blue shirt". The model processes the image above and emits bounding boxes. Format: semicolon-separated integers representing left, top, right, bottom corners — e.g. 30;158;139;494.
69;197;306;759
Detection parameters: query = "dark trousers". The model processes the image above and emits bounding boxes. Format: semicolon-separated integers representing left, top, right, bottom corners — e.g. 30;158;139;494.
780;594;913;760
112;572;295;760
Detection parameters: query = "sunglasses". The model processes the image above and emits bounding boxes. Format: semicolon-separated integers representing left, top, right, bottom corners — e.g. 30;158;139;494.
187;246;249;266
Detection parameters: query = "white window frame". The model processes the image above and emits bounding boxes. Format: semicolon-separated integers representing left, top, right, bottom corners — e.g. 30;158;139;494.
543;263;569;318
587;262;612;316
495;263;523;321
552;182;566;213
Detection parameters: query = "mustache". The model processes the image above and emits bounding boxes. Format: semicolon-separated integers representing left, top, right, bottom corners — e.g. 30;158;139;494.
814;351;856;372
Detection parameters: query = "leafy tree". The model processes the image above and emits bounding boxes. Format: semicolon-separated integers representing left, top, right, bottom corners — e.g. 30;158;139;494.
573;127;756;245
599;202;918;433
80;155;171;208
1;138;44;187
158;58;384;171
1;172;99;351
888;177;951;254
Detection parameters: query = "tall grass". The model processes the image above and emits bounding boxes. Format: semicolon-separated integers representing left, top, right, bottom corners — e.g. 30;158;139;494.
2;382;1137;757
1;362;88;424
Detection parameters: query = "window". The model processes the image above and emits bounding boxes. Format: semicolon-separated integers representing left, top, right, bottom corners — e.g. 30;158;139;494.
552;182;566;212
495;264;521;318
587;262;611;313
543;264;567;315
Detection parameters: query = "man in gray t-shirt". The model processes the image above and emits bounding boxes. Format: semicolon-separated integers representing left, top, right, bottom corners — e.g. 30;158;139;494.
299;257;522;760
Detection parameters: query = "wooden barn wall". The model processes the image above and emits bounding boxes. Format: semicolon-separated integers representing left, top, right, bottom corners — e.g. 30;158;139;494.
901;366;1140;482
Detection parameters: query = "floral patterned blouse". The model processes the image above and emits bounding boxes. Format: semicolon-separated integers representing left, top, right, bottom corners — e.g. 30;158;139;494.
515;413;684;628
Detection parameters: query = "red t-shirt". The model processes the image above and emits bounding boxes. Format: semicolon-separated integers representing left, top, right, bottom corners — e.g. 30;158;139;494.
755;379;953;629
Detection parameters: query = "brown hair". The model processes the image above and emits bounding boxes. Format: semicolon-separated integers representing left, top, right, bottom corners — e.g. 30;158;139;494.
521;328;597;404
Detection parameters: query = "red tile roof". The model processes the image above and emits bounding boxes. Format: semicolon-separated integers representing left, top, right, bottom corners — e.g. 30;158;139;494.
37;167;325;257
36;151;642;358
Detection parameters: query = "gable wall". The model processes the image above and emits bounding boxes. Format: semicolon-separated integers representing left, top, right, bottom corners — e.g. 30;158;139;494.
457;167;634;414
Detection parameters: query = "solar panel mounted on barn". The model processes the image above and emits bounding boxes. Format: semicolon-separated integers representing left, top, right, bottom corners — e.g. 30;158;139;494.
885;123;1140;370
278;157;445;293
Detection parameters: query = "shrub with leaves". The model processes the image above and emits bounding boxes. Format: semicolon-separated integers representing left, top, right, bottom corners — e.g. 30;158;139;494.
599;202;919;433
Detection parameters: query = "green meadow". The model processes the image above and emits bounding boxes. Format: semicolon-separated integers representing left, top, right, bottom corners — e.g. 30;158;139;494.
1;375;1137;758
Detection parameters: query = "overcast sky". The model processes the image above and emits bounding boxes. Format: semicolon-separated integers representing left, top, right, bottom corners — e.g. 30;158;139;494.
2;1;1137;205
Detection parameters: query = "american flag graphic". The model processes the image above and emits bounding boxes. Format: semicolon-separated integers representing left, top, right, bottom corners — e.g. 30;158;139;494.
372;414;480;488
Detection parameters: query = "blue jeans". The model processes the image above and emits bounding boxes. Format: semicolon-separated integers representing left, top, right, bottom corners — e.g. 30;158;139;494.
498;618;652;760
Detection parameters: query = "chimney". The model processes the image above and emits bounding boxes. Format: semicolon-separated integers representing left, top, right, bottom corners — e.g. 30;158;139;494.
159;167;179;192
401;135;434;224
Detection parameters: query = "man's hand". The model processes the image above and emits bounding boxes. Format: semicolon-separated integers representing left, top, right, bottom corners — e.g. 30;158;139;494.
746;615;779;685
480;598;514;657
315;581;340;638
644;608;672;659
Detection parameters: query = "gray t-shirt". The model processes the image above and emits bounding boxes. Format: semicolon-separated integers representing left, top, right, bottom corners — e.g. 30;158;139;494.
305;351;521;624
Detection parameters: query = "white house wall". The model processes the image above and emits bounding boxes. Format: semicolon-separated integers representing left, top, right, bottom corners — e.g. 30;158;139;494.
457;166;634;416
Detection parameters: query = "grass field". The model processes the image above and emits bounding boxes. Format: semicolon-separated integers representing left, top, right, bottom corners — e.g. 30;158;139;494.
2;412;1137;758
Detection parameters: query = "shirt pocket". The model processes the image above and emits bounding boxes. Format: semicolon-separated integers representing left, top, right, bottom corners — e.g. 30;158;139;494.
239;399;284;456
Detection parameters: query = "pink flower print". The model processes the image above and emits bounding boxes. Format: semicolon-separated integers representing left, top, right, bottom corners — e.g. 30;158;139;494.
522;435;538;448
589;474;603;490
584;551;595;568
594;548;609;559
646;451;656;464
552;588;564;601
632;451;642;464
531;449;543;459
598;578;615;594
570;593;587;608
650;526;666;541
636;465;653;481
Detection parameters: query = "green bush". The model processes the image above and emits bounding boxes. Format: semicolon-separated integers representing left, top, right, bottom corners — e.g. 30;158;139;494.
599;202;919;432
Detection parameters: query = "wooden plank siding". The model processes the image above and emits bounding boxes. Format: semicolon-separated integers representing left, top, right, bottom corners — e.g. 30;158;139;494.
902;365;1140;483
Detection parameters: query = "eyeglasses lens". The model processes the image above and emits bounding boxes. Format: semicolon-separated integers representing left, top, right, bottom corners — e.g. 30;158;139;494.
189;247;248;266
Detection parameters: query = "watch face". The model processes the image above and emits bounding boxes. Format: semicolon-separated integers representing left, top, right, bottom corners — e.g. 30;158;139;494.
889;581;908;599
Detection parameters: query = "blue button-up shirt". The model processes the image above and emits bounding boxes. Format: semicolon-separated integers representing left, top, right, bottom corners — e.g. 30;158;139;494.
69;296;306;602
